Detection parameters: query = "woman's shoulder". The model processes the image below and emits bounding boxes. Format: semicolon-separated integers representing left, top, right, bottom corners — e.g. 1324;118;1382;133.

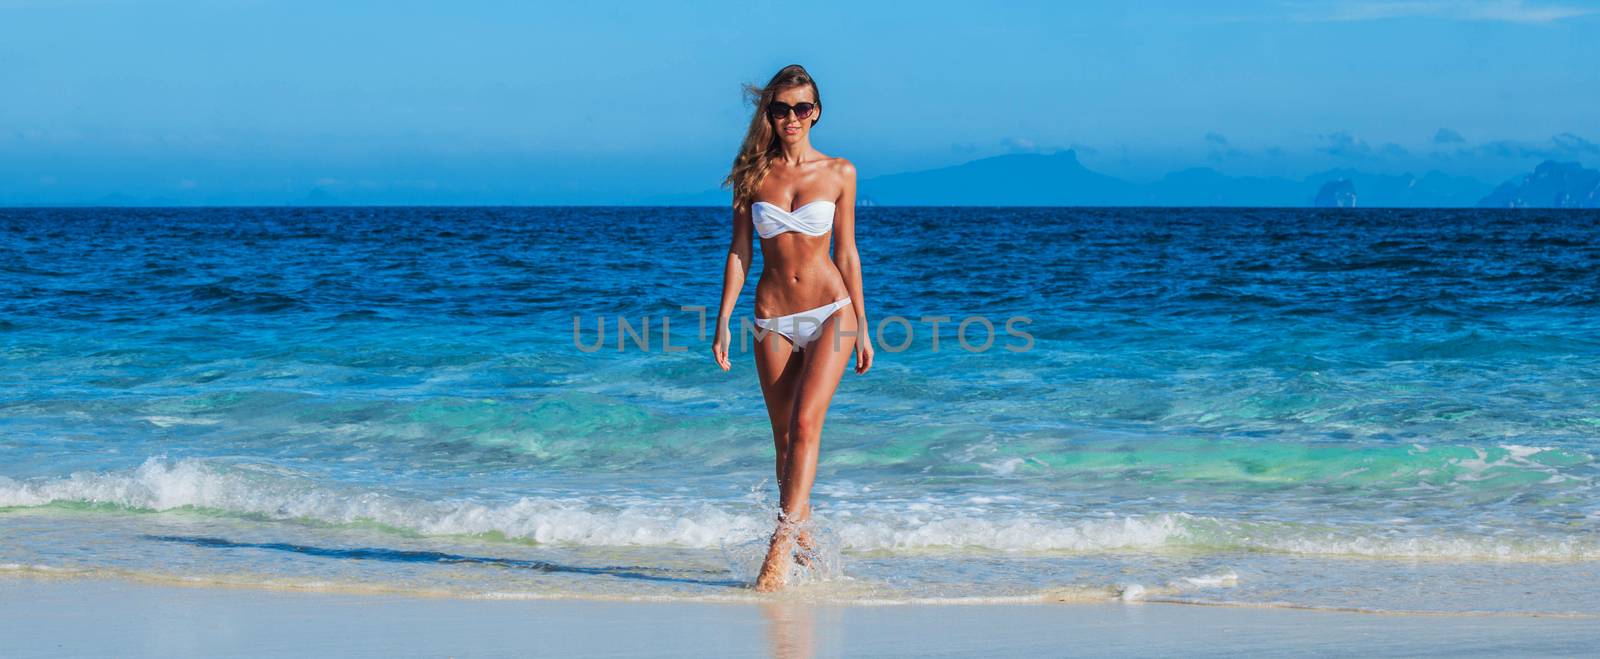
821;155;856;180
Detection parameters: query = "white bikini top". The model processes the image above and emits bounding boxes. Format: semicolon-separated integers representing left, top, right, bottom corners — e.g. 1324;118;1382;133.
751;199;836;239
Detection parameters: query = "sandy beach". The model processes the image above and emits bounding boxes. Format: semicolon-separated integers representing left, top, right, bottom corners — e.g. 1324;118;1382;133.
3;574;1597;658
6;1;1599;655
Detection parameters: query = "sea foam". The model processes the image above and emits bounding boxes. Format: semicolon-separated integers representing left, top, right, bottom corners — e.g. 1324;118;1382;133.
4;458;1598;561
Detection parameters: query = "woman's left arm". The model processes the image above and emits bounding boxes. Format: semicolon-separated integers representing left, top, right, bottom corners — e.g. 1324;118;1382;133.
832;160;873;374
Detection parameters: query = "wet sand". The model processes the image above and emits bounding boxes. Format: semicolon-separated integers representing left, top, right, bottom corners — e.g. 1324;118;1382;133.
3;575;1598;657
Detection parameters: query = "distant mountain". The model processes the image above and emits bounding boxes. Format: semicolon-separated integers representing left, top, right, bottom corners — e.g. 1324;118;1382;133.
862;150;1137;205
855;151;1494;208
1135;167;1305;206
1478;160;1600;208
657;150;1513;208
1303;169;1491;208
1314;179;1357;208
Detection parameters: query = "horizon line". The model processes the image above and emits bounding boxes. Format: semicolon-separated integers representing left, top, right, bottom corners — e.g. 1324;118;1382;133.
3;204;1587;211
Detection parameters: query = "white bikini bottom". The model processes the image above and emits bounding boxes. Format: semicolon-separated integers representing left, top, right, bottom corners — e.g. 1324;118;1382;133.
753;297;852;351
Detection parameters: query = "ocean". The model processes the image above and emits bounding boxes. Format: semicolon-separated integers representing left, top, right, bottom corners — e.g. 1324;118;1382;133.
2;206;1597;614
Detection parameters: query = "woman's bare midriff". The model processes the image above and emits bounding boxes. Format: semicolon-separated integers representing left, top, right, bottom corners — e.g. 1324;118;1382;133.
753;232;850;319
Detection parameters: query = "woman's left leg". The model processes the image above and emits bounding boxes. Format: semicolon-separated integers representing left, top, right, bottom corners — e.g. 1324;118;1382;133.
755;311;859;592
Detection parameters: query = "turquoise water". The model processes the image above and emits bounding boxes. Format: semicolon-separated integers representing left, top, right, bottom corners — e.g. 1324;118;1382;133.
2;207;1598;612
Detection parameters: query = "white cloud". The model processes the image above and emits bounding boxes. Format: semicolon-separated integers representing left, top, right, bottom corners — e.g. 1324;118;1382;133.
1291;0;1596;23
999;137;1038;153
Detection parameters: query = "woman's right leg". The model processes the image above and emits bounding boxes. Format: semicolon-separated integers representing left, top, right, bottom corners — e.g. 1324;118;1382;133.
772;312;857;533
752;329;817;580
753;329;820;562
756;312;859;592
753;330;804;489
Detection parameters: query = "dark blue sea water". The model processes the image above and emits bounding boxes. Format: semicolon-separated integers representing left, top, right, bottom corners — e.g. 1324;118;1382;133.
2;206;1598;612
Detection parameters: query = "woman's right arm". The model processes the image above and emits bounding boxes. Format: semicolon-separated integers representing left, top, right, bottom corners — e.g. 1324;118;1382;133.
712;202;754;371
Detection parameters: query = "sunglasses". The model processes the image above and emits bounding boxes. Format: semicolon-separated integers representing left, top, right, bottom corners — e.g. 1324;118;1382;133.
766;101;817;120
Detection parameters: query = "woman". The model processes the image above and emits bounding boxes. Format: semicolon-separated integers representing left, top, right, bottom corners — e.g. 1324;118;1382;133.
711;64;874;592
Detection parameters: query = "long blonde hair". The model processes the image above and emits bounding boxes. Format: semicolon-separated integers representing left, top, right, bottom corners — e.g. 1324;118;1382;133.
722;64;822;212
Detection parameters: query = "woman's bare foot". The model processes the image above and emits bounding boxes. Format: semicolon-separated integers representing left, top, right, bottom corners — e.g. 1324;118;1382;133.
793;529;817;568
754;557;788;592
755;521;798;592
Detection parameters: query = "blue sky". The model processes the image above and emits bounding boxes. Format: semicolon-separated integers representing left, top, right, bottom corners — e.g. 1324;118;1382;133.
2;0;1597;204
